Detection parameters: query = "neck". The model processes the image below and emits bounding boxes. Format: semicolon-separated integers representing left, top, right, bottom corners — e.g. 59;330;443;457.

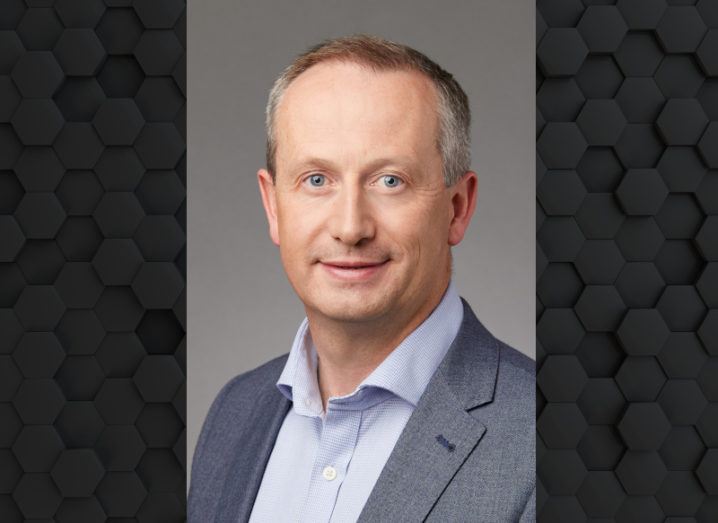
308;280;450;409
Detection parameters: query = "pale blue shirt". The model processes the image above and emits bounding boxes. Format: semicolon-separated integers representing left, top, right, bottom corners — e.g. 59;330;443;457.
248;281;463;523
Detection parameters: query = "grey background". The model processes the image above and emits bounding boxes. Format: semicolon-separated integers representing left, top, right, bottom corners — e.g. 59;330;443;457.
188;0;534;472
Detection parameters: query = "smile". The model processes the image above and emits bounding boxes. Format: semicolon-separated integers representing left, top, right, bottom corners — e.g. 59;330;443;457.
319;260;389;281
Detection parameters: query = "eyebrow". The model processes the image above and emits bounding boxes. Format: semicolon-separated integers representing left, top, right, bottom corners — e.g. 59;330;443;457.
291;156;420;174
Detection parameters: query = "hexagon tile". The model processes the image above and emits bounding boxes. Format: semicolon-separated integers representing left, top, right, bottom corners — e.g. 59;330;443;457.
538;1;717;521
0;1;185;521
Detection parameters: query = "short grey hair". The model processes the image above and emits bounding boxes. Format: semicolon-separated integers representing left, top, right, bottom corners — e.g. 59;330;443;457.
265;34;471;186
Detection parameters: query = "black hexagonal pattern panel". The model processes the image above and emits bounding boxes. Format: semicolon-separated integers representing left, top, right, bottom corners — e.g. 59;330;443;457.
0;2;185;520
538;2;716;521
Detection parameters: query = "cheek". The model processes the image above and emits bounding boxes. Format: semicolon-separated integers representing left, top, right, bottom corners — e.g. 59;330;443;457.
381;205;446;257
276;199;323;258
276;196;308;235
417;206;453;261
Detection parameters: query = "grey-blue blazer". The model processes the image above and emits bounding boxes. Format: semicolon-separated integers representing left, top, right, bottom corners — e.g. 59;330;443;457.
189;300;536;522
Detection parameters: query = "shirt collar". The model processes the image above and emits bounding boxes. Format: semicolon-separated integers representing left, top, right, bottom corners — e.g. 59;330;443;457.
276;281;464;416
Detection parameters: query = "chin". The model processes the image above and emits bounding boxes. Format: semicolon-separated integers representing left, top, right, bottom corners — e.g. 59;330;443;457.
308;291;394;324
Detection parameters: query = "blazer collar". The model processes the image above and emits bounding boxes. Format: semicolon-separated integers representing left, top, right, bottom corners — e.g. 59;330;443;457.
436;298;499;410
357;299;499;522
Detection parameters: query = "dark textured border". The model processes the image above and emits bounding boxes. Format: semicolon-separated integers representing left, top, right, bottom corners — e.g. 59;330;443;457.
537;0;718;520
0;1;186;520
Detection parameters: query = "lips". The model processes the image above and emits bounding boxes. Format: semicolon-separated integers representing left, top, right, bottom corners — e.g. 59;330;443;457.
321;260;387;269
319;259;389;281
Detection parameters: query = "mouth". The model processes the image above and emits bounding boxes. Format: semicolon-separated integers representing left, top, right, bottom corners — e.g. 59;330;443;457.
318;259;389;281
321;260;388;269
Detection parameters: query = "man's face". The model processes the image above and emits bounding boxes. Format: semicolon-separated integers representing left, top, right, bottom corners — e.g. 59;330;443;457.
258;61;476;327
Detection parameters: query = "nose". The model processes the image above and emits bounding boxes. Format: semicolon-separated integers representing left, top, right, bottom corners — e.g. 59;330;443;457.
328;184;375;246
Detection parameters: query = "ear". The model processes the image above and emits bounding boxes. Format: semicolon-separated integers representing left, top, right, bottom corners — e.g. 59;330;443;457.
257;168;280;246
448;171;478;246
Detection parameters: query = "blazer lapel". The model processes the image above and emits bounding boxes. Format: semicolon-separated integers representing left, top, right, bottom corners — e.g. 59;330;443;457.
215;384;291;523
358;300;499;522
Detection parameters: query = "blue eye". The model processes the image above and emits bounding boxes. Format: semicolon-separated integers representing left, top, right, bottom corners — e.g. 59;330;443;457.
308;174;325;187
382;175;402;188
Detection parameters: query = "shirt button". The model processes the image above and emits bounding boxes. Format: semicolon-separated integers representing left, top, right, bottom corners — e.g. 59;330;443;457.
322;466;337;481
304;398;313;408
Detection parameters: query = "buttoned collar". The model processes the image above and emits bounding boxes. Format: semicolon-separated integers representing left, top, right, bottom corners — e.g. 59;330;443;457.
276;281;464;417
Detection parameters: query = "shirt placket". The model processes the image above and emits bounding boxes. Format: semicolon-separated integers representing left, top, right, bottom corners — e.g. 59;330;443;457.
298;406;362;523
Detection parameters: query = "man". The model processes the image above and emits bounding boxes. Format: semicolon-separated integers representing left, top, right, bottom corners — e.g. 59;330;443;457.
189;35;534;522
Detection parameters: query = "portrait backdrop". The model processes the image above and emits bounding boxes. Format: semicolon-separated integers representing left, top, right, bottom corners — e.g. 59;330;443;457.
537;1;718;520
188;0;534;470
0;1;186;519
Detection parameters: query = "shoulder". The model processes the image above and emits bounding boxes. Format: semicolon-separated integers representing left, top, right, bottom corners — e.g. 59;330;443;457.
491;339;535;422
188;354;290;518
219;353;289;396
194;353;289;453
496;339;535;390
190;355;289;477
206;353;290;420
454;297;534;407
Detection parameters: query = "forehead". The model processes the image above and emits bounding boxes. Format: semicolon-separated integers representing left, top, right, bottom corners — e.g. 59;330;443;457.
274;61;440;166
